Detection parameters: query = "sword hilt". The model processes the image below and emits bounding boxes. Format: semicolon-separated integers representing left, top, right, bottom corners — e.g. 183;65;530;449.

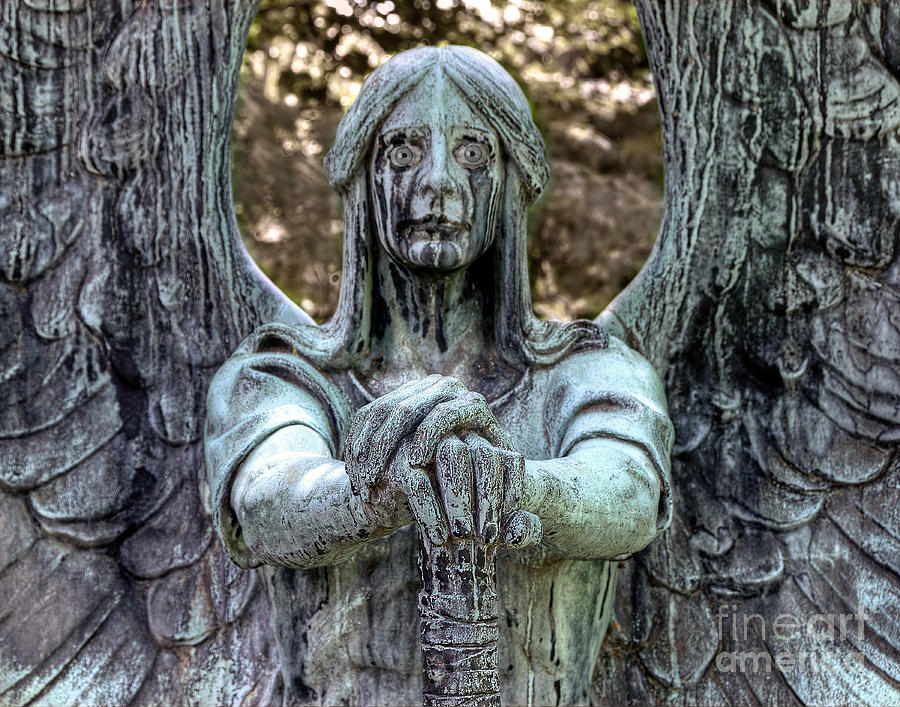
417;531;501;707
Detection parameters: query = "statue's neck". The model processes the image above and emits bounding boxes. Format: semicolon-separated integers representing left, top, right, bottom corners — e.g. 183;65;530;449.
366;255;488;381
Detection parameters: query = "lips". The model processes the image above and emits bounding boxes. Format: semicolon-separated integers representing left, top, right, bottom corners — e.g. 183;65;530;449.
401;219;470;240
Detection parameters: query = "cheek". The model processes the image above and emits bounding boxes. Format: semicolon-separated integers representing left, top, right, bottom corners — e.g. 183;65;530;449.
468;171;497;217
377;168;416;228
372;168;390;223
469;170;494;195
394;170;423;214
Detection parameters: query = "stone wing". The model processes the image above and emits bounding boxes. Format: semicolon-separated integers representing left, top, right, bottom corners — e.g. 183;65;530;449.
0;3;307;702
598;1;900;703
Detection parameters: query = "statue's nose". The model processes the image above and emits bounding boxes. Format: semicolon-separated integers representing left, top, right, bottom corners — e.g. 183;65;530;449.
418;140;458;203
420;167;457;200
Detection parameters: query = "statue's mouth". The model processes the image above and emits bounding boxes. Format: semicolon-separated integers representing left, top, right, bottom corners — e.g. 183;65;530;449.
401;219;470;240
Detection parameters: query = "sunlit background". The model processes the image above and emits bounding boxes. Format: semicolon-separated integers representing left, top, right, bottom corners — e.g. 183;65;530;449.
233;0;662;322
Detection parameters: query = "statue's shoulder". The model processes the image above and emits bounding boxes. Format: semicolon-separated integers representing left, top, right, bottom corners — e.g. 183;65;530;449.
537;334;652;379
217;322;337;381
208;321;353;430
535;334;668;414
231;321;318;361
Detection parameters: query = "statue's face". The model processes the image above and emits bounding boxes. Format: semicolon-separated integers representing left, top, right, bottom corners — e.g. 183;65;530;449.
370;71;503;273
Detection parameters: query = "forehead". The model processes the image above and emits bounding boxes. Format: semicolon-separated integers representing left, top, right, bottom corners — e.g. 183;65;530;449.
379;69;492;135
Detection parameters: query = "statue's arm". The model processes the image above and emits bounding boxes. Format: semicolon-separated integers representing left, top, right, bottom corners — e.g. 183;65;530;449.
222;375;519;568
521;339;673;560
226;410;665;568
523;436;664;559
228;424;411;569
207;351;487;570
203;327;390;570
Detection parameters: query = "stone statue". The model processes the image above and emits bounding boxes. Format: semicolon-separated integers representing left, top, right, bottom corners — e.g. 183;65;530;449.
204;46;672;705
4;3;899;705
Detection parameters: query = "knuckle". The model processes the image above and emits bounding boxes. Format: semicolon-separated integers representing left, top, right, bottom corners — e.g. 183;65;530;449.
432;399;458;421
431;376;454;393
358;399;379;417
432;398;453;413
394;399;414;417
464;390;486;406
450;440;470;464
475;445;493;467
410;472;430;494
466;433;490;449
498;447;522;463
445;435;466;450
442;375;465;390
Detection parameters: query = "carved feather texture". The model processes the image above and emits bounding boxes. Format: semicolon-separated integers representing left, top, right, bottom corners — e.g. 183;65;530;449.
0;1;301;702
600;1;900;703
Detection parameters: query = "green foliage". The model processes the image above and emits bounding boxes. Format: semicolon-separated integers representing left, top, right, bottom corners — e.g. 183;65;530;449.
245;0;646;111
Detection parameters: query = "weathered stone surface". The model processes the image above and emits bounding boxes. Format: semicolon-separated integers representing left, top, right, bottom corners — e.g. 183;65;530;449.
598;1;900;704
0;1;293;703
1;1;898;705
204;46;672;705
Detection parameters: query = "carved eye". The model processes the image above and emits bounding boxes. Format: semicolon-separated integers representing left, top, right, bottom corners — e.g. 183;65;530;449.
455;142;489;168
387;144;421;168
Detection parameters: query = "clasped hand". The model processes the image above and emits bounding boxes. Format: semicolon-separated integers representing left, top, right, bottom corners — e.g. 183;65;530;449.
345;375;542;548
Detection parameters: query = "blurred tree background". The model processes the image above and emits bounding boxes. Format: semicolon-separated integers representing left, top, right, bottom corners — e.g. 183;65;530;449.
233;0;662;322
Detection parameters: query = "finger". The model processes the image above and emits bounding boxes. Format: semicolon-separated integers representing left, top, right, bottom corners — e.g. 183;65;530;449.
497;448;525;517
502;510;542;549
375;373;445;404
346;375;446;497
435;437;474;539
344;406;373;494
409;393;511;467
350;374;442;460
344;438;369;502
400;468;448;546
346;403;391;501
365;376;468;482
468;435;502;544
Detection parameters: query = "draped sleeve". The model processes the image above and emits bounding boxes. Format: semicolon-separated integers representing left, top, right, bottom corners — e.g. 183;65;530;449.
203;323;352;568
543;335;674;537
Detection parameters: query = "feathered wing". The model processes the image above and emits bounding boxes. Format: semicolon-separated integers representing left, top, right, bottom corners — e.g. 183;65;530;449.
597;1;900;704
0;2;309;703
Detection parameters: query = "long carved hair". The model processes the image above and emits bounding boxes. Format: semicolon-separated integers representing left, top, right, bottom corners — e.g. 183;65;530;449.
289;45;605;370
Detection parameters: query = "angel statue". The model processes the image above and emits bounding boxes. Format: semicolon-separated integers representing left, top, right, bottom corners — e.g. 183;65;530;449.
2;2;899;707
203;45;673;705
